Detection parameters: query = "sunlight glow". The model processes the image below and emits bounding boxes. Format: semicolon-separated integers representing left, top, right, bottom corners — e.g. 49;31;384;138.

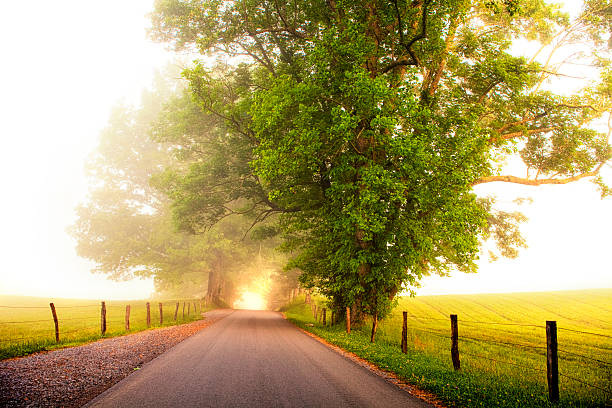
234;291;267;310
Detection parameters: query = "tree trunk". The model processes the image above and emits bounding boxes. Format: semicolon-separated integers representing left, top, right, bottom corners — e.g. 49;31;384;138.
350;302;365;326
206;270;216;304
370;312;378;343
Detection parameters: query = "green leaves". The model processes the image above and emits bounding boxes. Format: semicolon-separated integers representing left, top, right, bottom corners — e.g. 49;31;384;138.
150;0;611;323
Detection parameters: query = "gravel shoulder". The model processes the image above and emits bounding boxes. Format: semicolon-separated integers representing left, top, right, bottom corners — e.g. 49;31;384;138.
0;309;233;408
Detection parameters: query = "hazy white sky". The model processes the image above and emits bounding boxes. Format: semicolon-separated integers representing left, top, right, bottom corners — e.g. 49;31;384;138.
0;0;609;300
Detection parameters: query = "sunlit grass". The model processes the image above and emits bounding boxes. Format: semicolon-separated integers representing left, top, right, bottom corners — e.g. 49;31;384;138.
0;295;207;359
285;289;612;407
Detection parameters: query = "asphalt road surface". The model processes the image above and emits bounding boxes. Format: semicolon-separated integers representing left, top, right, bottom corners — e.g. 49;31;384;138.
86;310;433;408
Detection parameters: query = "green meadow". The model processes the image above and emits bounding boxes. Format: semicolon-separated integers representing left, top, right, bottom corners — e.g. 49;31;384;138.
285;289;611;407
0;295;206;360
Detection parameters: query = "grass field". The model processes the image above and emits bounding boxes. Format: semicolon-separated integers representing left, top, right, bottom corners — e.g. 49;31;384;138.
284;289;611;408
0;295;207;360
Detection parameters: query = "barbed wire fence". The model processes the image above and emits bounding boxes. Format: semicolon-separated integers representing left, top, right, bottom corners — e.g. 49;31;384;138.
0;298;208;358
305;297;611;405
388;311;611;404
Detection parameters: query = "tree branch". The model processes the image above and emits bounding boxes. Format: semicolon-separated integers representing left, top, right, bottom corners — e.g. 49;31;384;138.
473;164;604;186
383;0;431;72
489;126;559;143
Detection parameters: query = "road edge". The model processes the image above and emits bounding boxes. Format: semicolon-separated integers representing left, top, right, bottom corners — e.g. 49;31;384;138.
281;312;448;408
78;309;234;408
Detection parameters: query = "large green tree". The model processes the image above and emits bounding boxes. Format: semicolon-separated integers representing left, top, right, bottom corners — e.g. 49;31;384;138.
151;0;611;338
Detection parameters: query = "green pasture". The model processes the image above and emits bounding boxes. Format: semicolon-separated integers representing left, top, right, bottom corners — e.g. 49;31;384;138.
284;289;611;407
0;295;207;360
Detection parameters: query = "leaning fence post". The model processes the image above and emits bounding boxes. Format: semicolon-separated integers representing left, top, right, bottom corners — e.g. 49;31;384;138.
402;311;408;354
49;303;59;343
346;307;351;334
101;301;107;336
146;302;151;328
174;302;179;321
159;303;163;325
450;314;460;370
546;320;559;403
125;305;131;331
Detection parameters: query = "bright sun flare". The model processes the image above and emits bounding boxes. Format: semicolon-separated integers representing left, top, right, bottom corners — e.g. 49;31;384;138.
234;291;267;310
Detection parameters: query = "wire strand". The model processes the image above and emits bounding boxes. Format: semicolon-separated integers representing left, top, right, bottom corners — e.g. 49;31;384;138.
462;351;547;372
559;372;611;394
558;349;612;366
558;327;612;339
460;335;547;351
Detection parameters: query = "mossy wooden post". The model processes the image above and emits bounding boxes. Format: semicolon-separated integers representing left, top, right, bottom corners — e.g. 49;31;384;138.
159;303;163;325
346;307;351;334
182;302;185;319
174;302;179;321
450;314;460;370
101;301;107;336
146;302;151;328
331;311;335;325
401;311;408;354
546;320;559;403
322;308;327;326
49;302;59;343
125;305;130;331
314;305;318;320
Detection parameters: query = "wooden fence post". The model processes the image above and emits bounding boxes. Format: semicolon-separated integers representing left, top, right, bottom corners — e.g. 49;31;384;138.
323;308;327;326
188;302;191;316
49;303;59;343
314;305;318;320
101;301;107;336
331;311;335;325
146;302;151;328
159;303;163;325
450;314;460;370
346;307;351;334
125;305;131;331
546;320;559;403
402;311;408;354
182;302;185;319
174;302;179;321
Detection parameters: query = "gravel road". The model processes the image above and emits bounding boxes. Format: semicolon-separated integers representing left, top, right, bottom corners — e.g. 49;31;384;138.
86;310;433;408
0;309;232;408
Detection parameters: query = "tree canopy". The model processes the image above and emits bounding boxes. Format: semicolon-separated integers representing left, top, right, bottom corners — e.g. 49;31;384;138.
70;68;283;301
150;0;611;337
